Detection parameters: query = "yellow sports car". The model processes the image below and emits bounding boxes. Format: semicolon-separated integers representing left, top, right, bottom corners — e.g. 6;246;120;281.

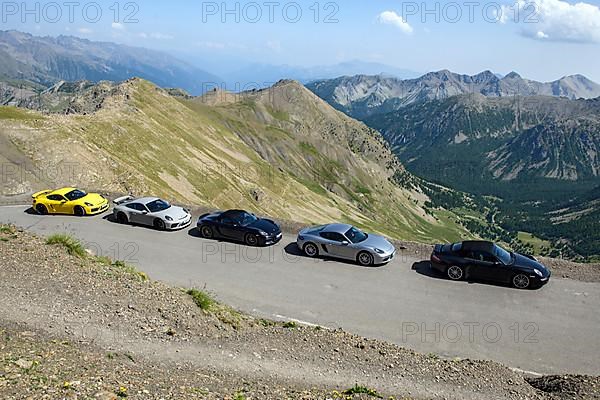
32;187;109;216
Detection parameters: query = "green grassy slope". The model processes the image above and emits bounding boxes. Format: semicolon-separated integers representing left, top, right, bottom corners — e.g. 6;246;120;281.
0;79;470;242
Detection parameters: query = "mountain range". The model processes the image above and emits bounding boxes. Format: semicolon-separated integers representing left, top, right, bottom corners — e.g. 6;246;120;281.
366;94;600;182
0;30;221;96
0;78;470;243
217;60;421;89
307;70;600;120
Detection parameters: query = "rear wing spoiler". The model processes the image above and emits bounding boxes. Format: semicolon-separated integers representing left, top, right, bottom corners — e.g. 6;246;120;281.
113;195;134;205
32;190;52;199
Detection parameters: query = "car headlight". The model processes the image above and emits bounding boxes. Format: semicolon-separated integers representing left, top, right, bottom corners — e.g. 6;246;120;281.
534;269;543;277
374;248;385;254
298;235;305;241
84;202;93;207
165;216;173;221
258;231;268;236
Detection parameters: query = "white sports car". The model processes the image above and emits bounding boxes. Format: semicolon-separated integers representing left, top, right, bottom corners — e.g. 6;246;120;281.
112;196;192;231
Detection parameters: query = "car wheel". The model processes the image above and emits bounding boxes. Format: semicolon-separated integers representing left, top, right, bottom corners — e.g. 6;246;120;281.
447;265;464;280
116;212;128;224
200;225;213;239
513;273;530;289
35;204;48;215
303;242;319;258
245;233;259;246
74;206;86;217
357;251;374;266
154;219;166;231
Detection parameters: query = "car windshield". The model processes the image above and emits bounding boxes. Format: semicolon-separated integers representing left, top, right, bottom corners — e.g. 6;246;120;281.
238;212;258;226
146;199;171;213
494;244;513;265
345;227;368;244
64;189;87;201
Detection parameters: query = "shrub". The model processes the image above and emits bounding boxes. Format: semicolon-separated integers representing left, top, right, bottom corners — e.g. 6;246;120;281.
343;384;383;398
46;234;86;258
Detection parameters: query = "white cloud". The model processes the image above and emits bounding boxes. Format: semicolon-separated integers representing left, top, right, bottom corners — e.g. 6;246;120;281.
111;22;125;31
150;32;174;40
78;28;93;35
196;41;227;49
505;0;600;43
266;40;282;52
377;10;414;34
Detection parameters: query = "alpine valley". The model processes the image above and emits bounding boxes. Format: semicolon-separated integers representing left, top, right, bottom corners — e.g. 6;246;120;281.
308;71;600;260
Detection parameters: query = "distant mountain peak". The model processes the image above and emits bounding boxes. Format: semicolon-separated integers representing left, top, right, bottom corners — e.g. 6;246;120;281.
503;71;522;80
307;69;600;119
0;29;223;95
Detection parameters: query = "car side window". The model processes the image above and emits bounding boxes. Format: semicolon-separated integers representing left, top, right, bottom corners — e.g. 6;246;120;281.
220;216;235;225
319;232;331;240
330;233;347;243
482;252;497;263
128;203;146;212
320;232;345;242
47;194;65;201
472;251;496;263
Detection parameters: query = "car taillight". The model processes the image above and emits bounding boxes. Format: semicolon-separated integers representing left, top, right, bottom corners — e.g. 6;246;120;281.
431;254;442;263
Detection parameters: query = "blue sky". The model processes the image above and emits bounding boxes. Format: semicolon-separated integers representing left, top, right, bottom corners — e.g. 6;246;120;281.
3;0;600;82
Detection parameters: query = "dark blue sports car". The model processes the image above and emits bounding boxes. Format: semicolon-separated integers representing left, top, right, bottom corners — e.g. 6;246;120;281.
196;210;282;246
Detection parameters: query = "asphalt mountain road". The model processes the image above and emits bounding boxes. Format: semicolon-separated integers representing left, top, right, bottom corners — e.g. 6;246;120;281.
1;206;598;376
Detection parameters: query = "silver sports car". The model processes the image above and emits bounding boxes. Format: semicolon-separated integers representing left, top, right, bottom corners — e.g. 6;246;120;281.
296;223;396;266
112;196;192;231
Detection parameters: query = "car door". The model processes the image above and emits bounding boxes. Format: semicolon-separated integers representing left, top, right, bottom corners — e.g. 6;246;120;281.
333;232;358;260
46;194;66;213
319;232;351;259
127;203;149;225
136;203;154;226
471;251;504;281
217;214;241;239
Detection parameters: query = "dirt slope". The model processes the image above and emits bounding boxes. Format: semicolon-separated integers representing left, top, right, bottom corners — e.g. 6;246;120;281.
0;226;598;400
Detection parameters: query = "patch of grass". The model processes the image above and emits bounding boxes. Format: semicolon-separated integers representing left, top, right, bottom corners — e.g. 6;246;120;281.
0;106;41;121
187;288;243;328
355;185;372;195
0;225;16;234
258;318;276;327
46;234;86;258
282;321;297;329
233;392;247;400
299;141;319;156
111;260;149;282
517;231;552;254
187;288;216;311
343;384;383;398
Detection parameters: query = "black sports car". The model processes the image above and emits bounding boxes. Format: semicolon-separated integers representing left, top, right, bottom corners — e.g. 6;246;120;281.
430;241;551;289
196;210;282;246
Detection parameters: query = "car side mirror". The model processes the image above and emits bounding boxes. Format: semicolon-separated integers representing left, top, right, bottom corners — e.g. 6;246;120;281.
141;210;148;215
341;241;349;246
